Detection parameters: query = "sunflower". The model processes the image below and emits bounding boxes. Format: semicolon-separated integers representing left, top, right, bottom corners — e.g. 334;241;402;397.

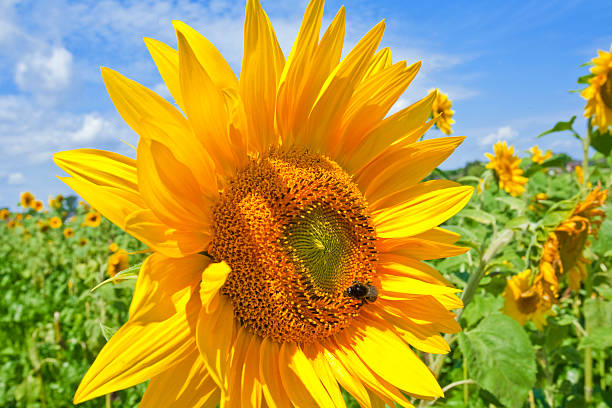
502;270;554;330
109;242;119;253
20;192;35;208
485;141;528;197
32;200;44;212
575;165;584;184
431;89;454;135
64;227;75;238
55;1;473;405
529;145;552;164
581;45;612;131
108;249;130;279
7;220;16;229
77;237;88;247
85;211;102;227
0;209;9;220
15;213;23;221
49;216;63;229
38;221;50;232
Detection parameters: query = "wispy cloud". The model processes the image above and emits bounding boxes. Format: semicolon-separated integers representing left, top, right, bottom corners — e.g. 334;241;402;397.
479;126;518;146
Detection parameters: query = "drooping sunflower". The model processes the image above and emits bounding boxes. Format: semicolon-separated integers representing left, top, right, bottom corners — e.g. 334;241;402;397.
540;187;608;291
529;145;552;165
108;249;130;279
0;209;9;220
431;89;454;135
502;270;554;330
55;1;473;406
485;141;528;197
49;216;63;229
85;211;102;227
64;227;75;238
581;45;612;131
20;192;35;208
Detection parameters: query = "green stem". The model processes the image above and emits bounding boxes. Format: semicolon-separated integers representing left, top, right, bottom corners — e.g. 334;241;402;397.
600;350;606;392
106;393;111;408
584;300;593;403
463;356;469;404
582;117;592;192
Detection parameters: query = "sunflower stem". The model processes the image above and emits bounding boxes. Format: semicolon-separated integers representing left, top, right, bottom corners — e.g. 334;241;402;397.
463;356;469;404
106;394;111;408
582;117;592;192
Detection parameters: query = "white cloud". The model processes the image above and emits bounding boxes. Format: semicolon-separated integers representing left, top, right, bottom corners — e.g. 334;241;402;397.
479;125;518;146
15;46;73;93
70;114;105;143
7;172;25;185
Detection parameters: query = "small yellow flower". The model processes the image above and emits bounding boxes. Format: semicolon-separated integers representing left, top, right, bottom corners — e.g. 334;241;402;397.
64;227;75;238
431;89;455;135
581;45;612;131
84;212;101;227
109;242;119;253
15;214;23;221
535;193;547;201
485;141;528;196
78;237;88;246
49;216;63;229
575;165;584;184
32;200;44;212
529;145;552;164
107;249;129;280
7;220;16;229
68;279;74;290
0;209;9;220
502;270;554;330
79;201;91;211
38;221;50;232
20;192;35;208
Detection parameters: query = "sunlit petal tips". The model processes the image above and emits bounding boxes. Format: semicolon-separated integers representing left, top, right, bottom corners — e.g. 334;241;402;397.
56;0;472;405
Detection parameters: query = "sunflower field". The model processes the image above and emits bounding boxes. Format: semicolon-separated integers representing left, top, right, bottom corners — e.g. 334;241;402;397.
1;1;612;407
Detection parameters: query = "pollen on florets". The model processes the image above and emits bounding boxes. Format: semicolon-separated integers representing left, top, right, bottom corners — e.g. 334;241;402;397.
209;147;378;343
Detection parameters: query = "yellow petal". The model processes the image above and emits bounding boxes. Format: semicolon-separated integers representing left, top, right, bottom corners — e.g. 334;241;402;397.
241;334;263;408
380;236;469;260
73;290;200;403
359;136;466;203
278;342;335;408
380;297;456;325
345;318;443;398
341;91;436;173
140;347;221;408
196;293;236;392
241;0;285;152
303;343;346;408
337;61;421;156
137;138;212;231
173;20;239;91
226;327;252;408
276;0;326;142
373;185;473;239
177;31;235;178
129;253;207;322
371;179;461;212
53;149;138;193
123;209;183;258
377;274;461;297
199;261;231;313
302;20;385;152
377;253;450;285
363;47;392;80
323;348;371;408
412;227;461;245
58;176;144;229
144;37;184;112
260;338;292;408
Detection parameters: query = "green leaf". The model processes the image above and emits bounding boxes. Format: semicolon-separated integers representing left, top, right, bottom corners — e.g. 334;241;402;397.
503;216;530;230
461;294;503;328
537;116;579;139
495;196;526;212
99;323;118;342
579;327;612;350
591;128;612;156
459;209;496;226
582;298;612;350
458;315;536;408
577;73;594;84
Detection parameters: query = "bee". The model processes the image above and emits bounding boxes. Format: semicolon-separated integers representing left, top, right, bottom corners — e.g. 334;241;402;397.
345;281;378;305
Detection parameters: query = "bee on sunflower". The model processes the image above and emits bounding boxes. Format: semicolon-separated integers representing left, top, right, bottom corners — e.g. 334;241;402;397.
55;1;473;406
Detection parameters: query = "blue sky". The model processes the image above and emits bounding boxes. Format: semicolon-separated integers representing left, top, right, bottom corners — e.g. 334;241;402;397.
1;0;611;209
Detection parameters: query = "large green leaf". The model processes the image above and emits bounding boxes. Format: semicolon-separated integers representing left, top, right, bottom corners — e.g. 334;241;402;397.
591;128;612;156
458;314;536;408
580;298;612;350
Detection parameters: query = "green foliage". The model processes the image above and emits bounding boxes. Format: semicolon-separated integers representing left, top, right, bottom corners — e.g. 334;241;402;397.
538;116;580;140
458;315;536;408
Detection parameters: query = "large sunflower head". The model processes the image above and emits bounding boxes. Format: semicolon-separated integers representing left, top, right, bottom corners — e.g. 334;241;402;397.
485;141;528;196
431;89;454;135
55;1;473;406
581;45;612;131
502;270;554;330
